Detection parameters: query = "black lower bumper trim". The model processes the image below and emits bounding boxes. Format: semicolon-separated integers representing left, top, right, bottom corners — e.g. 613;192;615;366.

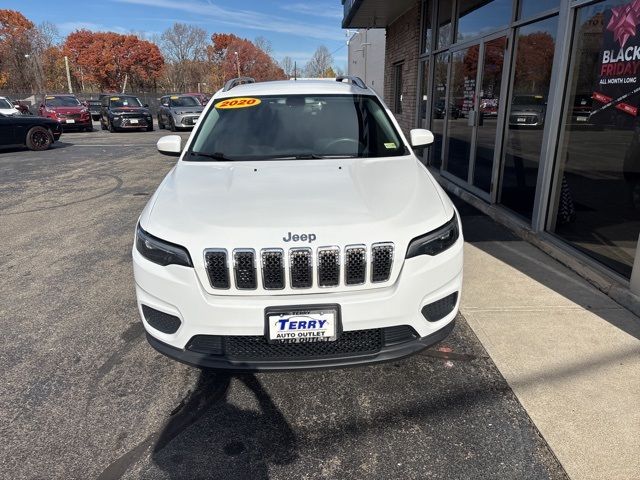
145;320;455;371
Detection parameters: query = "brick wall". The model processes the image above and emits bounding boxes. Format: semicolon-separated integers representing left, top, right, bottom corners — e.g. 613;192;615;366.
383;1;421;136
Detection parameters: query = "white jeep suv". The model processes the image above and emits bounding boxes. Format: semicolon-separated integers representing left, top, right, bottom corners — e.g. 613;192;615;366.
133;76;463;370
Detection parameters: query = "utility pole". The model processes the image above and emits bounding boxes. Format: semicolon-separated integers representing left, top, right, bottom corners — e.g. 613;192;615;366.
294;61;297;80
64;55;73;94
122;74;128;94
234;51;241;77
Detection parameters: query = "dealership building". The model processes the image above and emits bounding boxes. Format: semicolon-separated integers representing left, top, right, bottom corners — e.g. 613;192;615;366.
343;0;640;304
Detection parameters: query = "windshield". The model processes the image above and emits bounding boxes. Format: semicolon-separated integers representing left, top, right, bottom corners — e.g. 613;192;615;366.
189;94;405;161
45;96;81;107
109;96;142;108
0;98;13;109
170;96;199;107
513;95;545;106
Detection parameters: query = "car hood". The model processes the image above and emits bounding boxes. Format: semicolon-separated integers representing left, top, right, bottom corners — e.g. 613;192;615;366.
111;107;149;114
144;156;451;248
172;107;204;114
49;106;85;114
0;107;19;115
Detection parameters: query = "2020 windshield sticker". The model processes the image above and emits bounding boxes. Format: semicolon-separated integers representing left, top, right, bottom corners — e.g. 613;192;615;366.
215;98;262;109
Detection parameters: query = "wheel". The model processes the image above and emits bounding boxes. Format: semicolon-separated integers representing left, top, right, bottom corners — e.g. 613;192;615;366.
85;126;93;132
147;122;154;132
109;121;116;133
157;115;164;129
26;126;52;151
100;120;106;130
169;117;177;132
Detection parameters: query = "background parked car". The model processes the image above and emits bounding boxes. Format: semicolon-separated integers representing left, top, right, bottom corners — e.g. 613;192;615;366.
85;100;102;121
184;92;209;106
0;112;62;151
99;94;153;132
6;97;32;115
157;94;203;131
433;100;460;119
0;96;21;116
38;94;92;132
508;94;547;128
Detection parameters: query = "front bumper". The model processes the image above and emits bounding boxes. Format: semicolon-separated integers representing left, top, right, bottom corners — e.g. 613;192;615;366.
173;113;201;128
112;116;152;129
58;118;92;129
133;238;463;370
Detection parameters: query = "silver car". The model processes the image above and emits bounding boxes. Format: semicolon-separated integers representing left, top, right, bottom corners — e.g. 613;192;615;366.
157;95;204;131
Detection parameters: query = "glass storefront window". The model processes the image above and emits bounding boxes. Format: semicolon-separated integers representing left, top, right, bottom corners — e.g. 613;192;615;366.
437;0;454;50
499;15;558;219
431;52;449;169
422;0;433;54
457;0;512;43
548;0;640;278
518;0;560;20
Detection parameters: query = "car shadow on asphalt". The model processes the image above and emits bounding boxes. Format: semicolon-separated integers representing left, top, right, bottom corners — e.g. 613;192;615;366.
151;371;298;479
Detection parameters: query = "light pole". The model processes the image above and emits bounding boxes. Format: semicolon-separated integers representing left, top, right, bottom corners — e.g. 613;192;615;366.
234;51;241;77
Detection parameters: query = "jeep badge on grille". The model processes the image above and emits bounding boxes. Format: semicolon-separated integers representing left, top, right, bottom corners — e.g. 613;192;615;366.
282;232;317;243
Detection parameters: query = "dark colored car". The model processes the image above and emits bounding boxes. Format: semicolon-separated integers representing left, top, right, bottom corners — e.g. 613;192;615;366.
99;94;153;132
508;94;546;128
433;100;460;119
38;94;93;132
85;100;102;121
0;112;62;151
157;94;204;130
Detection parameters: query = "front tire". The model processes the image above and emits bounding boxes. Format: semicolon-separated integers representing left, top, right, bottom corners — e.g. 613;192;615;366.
157;115;165;129
109;121;116;133
26;126;52;151
169;117;177;132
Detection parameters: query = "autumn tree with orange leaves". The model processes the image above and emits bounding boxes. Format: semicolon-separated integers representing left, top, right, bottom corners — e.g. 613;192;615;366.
207;33;285;89
64;30;164;91
0;9;36;90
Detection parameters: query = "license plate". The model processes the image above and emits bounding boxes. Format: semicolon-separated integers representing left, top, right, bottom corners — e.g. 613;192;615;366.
517;117;527;123
266;305;339;344
65;119;75;124
577;116;588;122
130;119;139;124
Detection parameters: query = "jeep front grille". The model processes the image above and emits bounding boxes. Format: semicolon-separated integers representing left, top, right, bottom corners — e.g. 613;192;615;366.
205;243;393;291
233;249;257;289
371;243;394;283
205;250;230;289
261;249;285;290
290;248;313;288
317;247;340;287
345;245;367;285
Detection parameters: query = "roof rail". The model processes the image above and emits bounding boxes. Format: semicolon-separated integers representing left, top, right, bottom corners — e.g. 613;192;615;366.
222;77;256;92
335;75;367;89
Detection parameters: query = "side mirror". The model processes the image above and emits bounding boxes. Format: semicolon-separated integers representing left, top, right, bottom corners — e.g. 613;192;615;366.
157;135;182;157
144;104;149;108
410;128;434;147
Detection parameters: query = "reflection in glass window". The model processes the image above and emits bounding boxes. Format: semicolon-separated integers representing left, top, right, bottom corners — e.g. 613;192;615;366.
437;0;453;50
422;0;433;54
500;16;558;220
457;0;512;43
431;53;449;169
518;0;560;20
548;0;640;278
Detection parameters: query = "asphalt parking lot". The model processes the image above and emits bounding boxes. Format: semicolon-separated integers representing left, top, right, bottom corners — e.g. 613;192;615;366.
0;125;567;479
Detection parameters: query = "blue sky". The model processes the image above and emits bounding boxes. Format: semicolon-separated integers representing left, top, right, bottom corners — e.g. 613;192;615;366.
4;0;349;69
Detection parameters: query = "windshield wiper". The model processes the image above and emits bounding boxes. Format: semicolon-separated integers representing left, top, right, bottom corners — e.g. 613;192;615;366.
189;151;236;161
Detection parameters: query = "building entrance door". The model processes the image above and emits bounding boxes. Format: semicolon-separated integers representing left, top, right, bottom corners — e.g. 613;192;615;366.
442;33;509;199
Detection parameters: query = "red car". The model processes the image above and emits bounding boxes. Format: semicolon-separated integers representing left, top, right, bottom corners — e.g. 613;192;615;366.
38;94;93;132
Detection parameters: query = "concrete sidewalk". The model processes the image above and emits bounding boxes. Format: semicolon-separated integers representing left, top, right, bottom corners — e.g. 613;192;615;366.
458;201;640;480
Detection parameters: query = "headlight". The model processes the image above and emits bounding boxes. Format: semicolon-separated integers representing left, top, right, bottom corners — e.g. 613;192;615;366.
136;224;193;267
406;213;460;258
